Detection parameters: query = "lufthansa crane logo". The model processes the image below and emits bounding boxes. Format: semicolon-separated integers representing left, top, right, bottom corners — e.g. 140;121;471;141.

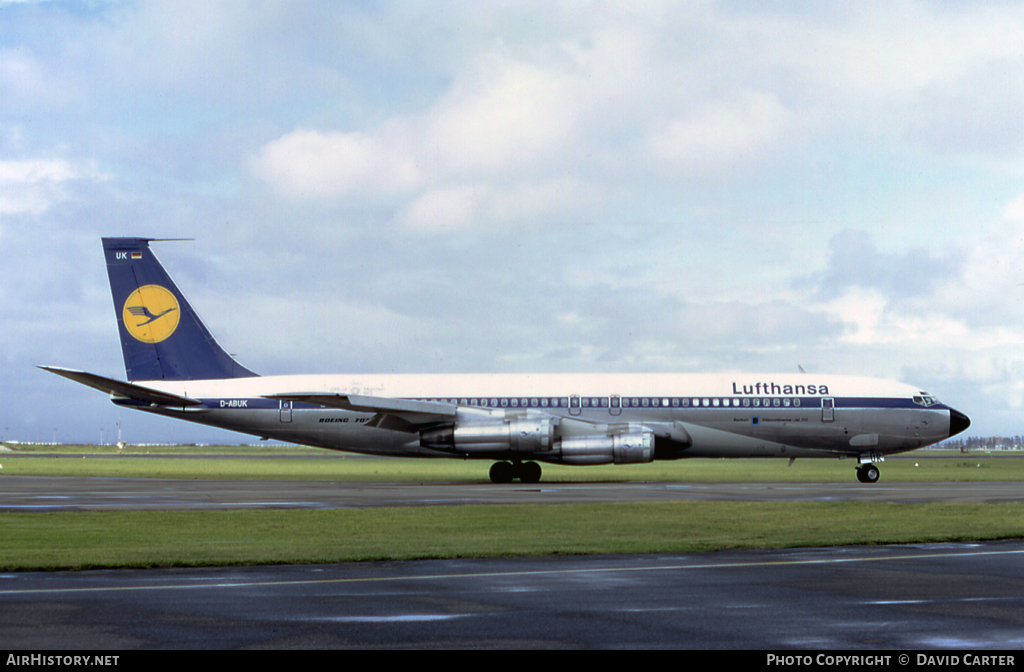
123;285;180;343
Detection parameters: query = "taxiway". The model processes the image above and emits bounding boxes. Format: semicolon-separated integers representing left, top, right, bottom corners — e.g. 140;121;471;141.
3;475;1023;511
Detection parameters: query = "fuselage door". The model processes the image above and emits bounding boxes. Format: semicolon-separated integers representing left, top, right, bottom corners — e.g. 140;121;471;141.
569;395;582;416
609;394;622;416
821;397;835;423
280;400;293;423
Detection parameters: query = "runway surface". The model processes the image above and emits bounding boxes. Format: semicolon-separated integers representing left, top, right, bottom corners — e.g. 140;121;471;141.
1;475;1023;511
2;542;1023;649
2;473;1024;510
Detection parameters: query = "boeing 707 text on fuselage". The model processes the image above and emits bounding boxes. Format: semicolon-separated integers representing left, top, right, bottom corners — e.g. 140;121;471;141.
42;238;971;483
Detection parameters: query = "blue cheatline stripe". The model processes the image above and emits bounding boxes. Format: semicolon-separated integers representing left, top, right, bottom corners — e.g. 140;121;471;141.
170;396;943;412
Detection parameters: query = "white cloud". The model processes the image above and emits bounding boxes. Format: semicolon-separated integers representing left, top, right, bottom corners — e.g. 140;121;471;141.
0;47;48;102
939;194;1024;330
251;128;422;199
252;49;589;205
250;1;1024;223
812;3;1023;100
420;54;581;177
400;184;484;231
817;285;979;349
400;178;605;232
644;92;794;174
0;158;107;217
767;2;1024;155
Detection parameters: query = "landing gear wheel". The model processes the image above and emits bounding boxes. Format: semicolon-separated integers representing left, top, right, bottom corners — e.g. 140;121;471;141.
489;461;543;483
489;461;515;484
857;464;880;483
519;461;542;484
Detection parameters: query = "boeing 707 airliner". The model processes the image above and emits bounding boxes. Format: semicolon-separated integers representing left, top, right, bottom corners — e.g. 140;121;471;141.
42;238;971;483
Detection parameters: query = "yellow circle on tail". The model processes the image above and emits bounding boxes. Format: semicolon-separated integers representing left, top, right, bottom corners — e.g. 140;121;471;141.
122;285;180;343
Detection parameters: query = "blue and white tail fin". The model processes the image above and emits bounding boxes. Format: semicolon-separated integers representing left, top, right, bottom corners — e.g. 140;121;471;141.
103;237;258;382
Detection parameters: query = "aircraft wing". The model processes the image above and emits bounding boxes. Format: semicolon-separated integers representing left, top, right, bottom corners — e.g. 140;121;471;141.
263;392;458;433
39;366;202;407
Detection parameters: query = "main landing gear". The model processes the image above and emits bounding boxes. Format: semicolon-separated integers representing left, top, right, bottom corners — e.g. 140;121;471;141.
856;463;880;483
489;460;542;484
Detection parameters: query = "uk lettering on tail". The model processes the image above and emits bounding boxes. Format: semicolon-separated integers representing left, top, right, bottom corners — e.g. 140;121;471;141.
41;238;971;483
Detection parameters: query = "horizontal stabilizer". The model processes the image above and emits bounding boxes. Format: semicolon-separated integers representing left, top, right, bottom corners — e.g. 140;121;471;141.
39;366;201;407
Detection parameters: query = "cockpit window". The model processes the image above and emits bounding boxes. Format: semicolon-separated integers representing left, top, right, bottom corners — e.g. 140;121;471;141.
913;393;938;407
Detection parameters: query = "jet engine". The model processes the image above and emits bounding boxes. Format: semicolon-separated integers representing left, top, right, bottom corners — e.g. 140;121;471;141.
557;431;655;465
420;415;655;465
420;416;557;453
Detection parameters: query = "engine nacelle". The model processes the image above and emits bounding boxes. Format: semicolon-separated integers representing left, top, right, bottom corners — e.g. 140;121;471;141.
557;431;655;465
421;416;557;453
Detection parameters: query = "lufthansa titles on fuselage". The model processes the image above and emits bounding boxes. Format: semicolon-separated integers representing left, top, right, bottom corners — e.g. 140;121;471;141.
732;382;829;396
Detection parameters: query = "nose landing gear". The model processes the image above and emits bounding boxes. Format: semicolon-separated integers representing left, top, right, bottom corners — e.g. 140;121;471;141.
856;463;880;483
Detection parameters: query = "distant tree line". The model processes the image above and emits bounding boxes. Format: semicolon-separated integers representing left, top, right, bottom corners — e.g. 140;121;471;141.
941;436;1024;451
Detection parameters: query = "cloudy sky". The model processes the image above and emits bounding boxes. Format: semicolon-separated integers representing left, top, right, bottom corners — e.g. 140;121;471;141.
2;0;1022;445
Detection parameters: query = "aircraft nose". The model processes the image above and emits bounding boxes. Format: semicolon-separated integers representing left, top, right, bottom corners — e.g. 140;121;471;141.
948;408;971;437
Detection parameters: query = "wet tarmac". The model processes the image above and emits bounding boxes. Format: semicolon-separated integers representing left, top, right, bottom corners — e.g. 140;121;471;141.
2;542;1023;649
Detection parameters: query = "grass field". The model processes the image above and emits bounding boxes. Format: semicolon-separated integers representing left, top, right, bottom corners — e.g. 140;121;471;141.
2;443;1023;571
3;502;1023;571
